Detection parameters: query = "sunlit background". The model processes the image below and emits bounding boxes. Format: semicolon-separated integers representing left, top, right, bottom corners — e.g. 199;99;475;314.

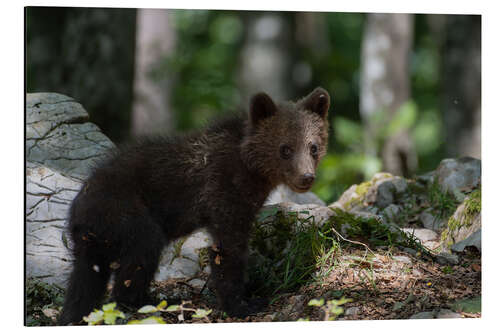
26;8;481;204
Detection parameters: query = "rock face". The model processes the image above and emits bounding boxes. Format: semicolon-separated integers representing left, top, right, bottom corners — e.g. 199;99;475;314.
26;93;115;181
26;93;117;287
26;163;81;287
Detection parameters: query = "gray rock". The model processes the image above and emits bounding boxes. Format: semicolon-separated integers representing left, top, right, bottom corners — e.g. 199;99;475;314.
436;309;462;319
187;278;206;289
435;157;481;199
382;204;401;221
410;311;434;319
441;195;481;253
26;93;115;181
436;252;459;265
419;209;446;231
392;178;408;195
393;255;412;264
345;306;360;316
261;202;335;228
265;184;326;206
156;257;200;280
416;171;435;185
289;295;307;313
26;163;81;287
451;229;481;252
401;228;438;243
375;181;396;209
179;230;213;262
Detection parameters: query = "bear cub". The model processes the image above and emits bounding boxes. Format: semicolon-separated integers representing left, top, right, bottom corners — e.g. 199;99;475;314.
59;87;330;325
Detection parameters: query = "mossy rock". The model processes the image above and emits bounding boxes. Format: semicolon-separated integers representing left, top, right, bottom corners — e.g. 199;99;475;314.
440;190;481;252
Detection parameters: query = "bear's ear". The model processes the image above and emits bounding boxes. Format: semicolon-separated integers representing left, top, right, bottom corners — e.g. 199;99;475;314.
301;87;330;119
249;92;277;126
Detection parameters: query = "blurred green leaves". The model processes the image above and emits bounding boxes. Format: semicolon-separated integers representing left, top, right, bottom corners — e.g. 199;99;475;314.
314;100;441;203
159;10;244;131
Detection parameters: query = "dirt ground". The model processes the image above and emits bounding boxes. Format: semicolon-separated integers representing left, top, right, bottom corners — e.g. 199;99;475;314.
145;246;481;324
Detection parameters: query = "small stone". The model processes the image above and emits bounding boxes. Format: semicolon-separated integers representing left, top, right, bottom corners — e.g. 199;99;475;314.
187;278;206;289
383;204;401;221
410;311;434;319
289;295;306;313
436;252;459;265
393;256;412;264
402;228;438;242
345;306;360;316
401;247;417;256
436;309;462;319
419;209;446;231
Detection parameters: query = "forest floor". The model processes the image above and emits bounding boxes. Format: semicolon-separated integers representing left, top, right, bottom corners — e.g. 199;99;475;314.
26;244;481;326
137;246;481;324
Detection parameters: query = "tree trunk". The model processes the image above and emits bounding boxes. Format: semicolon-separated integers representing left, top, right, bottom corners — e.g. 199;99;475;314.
26;7;136;142
131;9;175;136
238;13;292;103
360;13;417;177
441;15;481;159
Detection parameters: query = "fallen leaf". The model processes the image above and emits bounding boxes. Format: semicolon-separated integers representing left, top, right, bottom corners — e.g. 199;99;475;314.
215;254;221;265
124;280;131;287
471;263;481;272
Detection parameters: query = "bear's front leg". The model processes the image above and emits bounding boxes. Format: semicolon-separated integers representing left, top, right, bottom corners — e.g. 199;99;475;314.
208;224;267;318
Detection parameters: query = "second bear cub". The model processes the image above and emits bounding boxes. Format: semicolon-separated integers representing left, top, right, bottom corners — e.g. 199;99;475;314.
59;87;331;324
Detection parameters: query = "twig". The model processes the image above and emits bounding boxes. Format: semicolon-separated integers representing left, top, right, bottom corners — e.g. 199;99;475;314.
330;227;376;257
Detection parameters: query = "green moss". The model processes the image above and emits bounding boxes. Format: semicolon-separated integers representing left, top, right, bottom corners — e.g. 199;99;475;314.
355;180;372;196
170;237;187;263
447;217;460;232
463;189;481;227
440;228;448;242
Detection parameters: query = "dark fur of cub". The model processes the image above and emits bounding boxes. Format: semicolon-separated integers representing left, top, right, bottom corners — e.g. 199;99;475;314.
58;87;330;325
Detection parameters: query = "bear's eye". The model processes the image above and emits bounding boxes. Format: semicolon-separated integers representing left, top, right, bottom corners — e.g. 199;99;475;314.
310;144;318;156
280;144;293;159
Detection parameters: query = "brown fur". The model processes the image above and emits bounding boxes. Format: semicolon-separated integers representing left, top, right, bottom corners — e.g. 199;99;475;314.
58;88;330;325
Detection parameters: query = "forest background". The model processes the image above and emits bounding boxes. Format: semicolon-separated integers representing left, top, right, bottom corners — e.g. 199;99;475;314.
26;7;481;204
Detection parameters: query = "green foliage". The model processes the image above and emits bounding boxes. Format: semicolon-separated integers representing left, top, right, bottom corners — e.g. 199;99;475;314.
249;206;431;297
83;302;126;325
428;181;459;220
314;99;442;204
82;300;212;325
308;298;325;307
303;297;352;321
442;266;454;274
159;10;244;131
25;278;65;326
464;189;481;217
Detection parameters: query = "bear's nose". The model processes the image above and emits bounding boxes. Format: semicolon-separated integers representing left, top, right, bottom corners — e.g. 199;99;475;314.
301;173;315;187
